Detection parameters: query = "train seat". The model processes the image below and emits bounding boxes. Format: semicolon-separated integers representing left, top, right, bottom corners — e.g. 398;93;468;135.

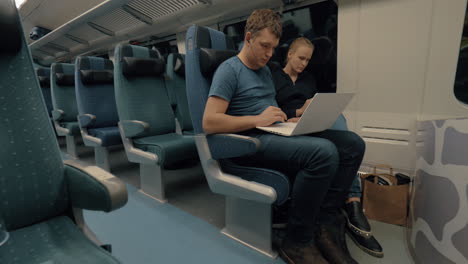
0;1;128;263
185;25;290;258
35;67;53;117
165;53;194;135
51;62;81;158
75;56;122;171
114;44;199;202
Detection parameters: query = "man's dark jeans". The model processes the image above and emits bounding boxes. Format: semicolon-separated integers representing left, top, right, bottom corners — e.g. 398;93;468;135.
234;129;365;244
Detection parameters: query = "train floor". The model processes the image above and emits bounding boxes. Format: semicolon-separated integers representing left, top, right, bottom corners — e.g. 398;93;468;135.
59;138;414;264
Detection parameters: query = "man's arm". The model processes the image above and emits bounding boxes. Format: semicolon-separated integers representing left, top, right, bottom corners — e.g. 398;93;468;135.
203;96;287;134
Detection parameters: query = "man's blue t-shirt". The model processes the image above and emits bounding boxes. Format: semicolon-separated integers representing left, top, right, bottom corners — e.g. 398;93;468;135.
208;56;278;116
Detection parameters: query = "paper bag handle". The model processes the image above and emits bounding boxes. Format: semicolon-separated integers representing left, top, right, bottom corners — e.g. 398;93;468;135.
373;164;394;175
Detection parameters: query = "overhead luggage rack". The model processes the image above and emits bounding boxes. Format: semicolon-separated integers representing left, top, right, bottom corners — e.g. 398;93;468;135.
27;0;305;64
28;0;210;63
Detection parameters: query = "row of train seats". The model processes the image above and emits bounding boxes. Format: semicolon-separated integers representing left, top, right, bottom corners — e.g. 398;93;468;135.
34;31;289;257
30;26;348;261
35;46;199;202
3;0;350;261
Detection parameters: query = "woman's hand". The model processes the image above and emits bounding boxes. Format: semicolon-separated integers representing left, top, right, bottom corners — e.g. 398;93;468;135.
296;98;313;117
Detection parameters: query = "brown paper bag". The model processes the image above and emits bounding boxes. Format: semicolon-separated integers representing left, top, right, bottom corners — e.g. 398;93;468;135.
360;164;409;226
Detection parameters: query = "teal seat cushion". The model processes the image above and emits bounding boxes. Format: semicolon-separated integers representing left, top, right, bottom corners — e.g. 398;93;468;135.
88;126;122;147
134;133;198;169
60;122;81;135
182;130;195;136
0;216;120;264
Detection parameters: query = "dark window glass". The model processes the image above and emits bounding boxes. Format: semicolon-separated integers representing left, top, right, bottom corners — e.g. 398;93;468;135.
151;39;179;61
454;6;468;104
222;0;338;93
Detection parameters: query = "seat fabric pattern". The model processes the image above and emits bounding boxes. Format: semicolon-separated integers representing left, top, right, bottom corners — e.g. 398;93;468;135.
0;216;120;264
75;56;119;129
185;25;290;204
59;121;80;135
51;63;78;122
134;133;198;169
220;159;290;204
75;56;121;146
166;53;194;133
36;67;53;116
0;35;67;231
51;62;80;135
0;2;123;263
114;44;176;138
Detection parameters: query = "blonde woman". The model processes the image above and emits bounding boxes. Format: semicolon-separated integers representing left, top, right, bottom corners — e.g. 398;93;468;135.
271;37;384;258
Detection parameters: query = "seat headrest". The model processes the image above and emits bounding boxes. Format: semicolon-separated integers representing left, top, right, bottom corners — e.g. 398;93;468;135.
122;57;165;77
55;73;75;86
199;48;238;77
36;68;50;76
309;37;334;66
0;0;22;55
173;54;185;77
80;70;113;85
38;76;50;87
36;68;51;87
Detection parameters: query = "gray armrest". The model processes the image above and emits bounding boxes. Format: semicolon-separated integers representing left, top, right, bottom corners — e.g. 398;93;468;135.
195;135;276;204
78;114;96;128
64;159;128;212
120;120;149;138
52;109;64;121
207;133;260;159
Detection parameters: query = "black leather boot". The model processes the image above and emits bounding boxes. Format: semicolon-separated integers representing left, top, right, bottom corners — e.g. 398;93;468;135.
279;239;329;264
343;201;371;238
316;212;359;264
346;227;384;258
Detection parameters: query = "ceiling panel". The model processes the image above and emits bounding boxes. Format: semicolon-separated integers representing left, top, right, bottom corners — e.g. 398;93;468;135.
68;24;109;42
49;36;83;50
90;8;144;33
126;0;201;20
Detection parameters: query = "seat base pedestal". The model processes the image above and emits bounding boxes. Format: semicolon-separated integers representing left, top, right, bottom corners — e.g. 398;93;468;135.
222;197;277;259
140;164;167;203
95;146;110;171
66;135;78;158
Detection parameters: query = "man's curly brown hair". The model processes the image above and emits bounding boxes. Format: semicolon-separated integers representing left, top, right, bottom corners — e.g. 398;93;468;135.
245;9;282;39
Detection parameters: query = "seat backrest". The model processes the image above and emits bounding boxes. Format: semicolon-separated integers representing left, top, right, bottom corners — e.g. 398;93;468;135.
165;53;193;133
75;56;119;128
0;0;68;231
185;25;236;134
306;36;337;93
51;62;79;122
36;67;53;116
114;44;175;138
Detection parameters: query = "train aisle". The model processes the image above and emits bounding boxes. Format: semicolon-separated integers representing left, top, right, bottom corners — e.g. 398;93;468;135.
59;139;413;264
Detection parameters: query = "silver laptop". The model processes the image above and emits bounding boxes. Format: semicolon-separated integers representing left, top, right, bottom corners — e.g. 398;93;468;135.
256;93;354;136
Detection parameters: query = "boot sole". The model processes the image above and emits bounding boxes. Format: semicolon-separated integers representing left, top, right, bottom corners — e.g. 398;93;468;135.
272;223;287;229
278;247;296;264
346;229;384;258
342;209;372;238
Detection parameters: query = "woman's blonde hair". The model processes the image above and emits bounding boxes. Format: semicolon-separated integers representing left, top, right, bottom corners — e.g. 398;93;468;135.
245;9;282;39
285;37;314;63
288;37;314;54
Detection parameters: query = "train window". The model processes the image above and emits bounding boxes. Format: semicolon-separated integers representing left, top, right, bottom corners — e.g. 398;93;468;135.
152;39;178;61
454;6;468;104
